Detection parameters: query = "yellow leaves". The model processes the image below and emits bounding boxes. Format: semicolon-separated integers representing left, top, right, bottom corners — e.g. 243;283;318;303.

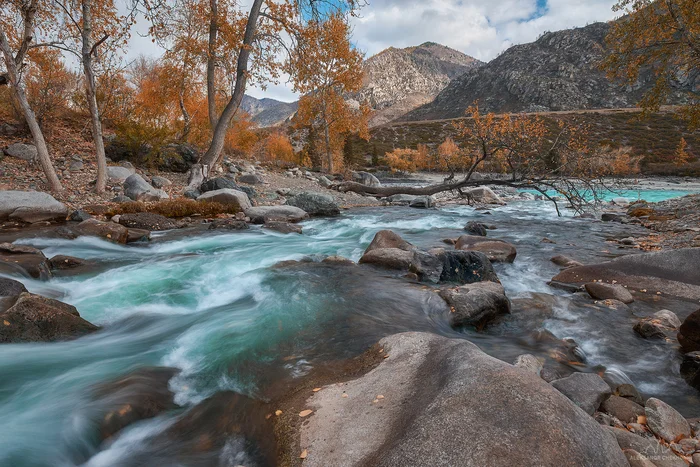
275;410;283;416
299;409;313;418
300;449;308;459
312;387;322;392
3;320;10;326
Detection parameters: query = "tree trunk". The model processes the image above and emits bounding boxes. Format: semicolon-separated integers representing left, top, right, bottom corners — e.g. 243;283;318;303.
81;0;107;193
179;90;191;141
199;0;264;170
206;0;219;129
336;177;522;198
322;104;333;173
187;163;208;189
0;30;63;192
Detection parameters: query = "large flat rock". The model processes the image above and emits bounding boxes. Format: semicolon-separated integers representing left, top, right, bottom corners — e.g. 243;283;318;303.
298;332;627;467
0;191;68;223
552;249;700;300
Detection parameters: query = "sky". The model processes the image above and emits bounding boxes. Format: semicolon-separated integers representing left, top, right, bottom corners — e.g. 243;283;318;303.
126;0;621;102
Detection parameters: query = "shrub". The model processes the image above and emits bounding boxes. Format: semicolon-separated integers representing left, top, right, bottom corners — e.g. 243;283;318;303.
109;199;240;218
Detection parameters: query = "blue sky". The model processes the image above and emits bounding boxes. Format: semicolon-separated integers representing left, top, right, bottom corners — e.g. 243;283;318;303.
126;0;621;102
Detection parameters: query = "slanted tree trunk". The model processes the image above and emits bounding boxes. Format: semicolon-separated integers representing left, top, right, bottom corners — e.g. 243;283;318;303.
199;0;264;170
206;0;219;130
81;0;107;193
0;30;63;192
322;104;333;173
337;177;523;197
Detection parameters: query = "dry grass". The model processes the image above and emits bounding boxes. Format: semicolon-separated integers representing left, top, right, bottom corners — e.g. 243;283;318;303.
108;199;239;218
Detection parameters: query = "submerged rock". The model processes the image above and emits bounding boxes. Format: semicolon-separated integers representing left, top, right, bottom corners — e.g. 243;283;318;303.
455;235;517;263
91;367;179;440
439;281;510;328
678;309;700;352
552;249;700;301
48;255;89;271
550;254;583;268
207;219;249;231
551;372;612;415
436;250;499;284
285;192;340;216
585;282;634;304
680;352;700;391
0;292;98;343
0;243;52;279
464;221;487;236
295;332;628;467
365;230;412;252
262;221;302;234
408;195;434;208
75;219;129;244
0;190;68;223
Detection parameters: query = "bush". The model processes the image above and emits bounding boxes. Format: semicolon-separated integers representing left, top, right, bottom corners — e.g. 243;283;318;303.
109;199;240;218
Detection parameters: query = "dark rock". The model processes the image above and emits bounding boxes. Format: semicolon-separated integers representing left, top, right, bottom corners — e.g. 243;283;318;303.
118;212;178;231
262;221;302;234
464;221;487;236
645;397;691;443
678;309;700;353
408;196;434;208
552;249;700;301
207;219;249;231
285;192;340;216
365;230;413;253
439;281;510;328
615;383;645;406
321;256;355;266
126;228;151;243
0;292;98;343
550;254;583;268
455;235;517;263
585;282;634;303
91;367;179;440
75;219;129;244
437;250;499;284
0;243;51;279
601;395;645;423
199;177;239;193
551;372;612;415
68;209;92;222
297;332;628;467
237;174;264;185
634;318;668;339
183;189;200;200
105;138;198;173
602;213;623;222
0;277;27;297
245;205;309;224
0;190;68;223
48;255;88;271
680;352;700;391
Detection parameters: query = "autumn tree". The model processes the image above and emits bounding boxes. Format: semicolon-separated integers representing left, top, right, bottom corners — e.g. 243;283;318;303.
339;104;639;213
385;148;420;173
0;0;63;191
290;13;370;173
674;137;691;165
24;48;77;127
602;0;700;129
436;137;468;174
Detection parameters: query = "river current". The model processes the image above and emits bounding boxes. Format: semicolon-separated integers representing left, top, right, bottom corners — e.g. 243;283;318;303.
1;198;699;466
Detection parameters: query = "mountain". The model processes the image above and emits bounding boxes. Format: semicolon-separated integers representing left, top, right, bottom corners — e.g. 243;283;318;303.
401;22;697;122
355;42;483;126
240;95;298;127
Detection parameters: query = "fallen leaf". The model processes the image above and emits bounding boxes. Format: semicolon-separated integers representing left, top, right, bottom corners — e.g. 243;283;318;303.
376;395;384;400
342;393;348;398
300;449;308;459
265;413;272;420
312;387;321;392
383;355;389;359
637;415;647;425
275;410;283;416
372;399;378;403
299;410;313;417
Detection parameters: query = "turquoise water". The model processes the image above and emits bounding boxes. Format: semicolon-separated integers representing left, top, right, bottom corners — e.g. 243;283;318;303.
522;188;693;203
1;200;699;465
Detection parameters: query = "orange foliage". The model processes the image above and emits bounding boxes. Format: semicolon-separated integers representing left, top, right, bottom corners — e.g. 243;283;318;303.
674;138;691;166
385;148;420;173
24;48;77;126
258;132;296;164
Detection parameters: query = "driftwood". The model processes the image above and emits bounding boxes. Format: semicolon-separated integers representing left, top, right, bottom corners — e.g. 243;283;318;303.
335;177;524;198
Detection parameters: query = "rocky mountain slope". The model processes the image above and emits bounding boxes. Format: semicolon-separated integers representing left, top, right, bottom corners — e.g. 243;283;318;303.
401;22;697;122
355;42;482;126
240;95;298;127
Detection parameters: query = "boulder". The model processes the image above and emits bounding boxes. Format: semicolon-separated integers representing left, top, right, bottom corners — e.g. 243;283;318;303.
0;277;27;297
118;212;178;231
0;243;51;279
4;142;37;161
464;221;487;236
75;219;129;244
623;449;656;467
609;427;686;467
436;250;499;284
409;195;434;208
68;209;92;222
439;281;510;328
318;175;332;188
634;318;669;339
678;309;700;352
551;255;583;268
0;292;98;343
645;398;691;443
585;282;634;304
296;332;628;467
285;191;340;216
48;255;88;271
352;171;381;187
197;189;251;212
551;372;612;415
359;248;442;283
654;310;681;329
552;249;700;301
465;186;503;204
91;367;179;440
207;219;249;231
364;230;413;253
0;191;68;223
601;395;646;423
123;174;169;202
199;177;239;193
455;235;517;263
386;194;416;205
108;166;134;183
237;174;263;185
244;205;309;224
680;352;700;391
150;176;171;188
262;221;302;234
602;213;624;222
514;354;544;376
126;228;151;243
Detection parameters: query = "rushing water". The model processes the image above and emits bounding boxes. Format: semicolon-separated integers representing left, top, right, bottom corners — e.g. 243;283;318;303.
1;197;699;466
